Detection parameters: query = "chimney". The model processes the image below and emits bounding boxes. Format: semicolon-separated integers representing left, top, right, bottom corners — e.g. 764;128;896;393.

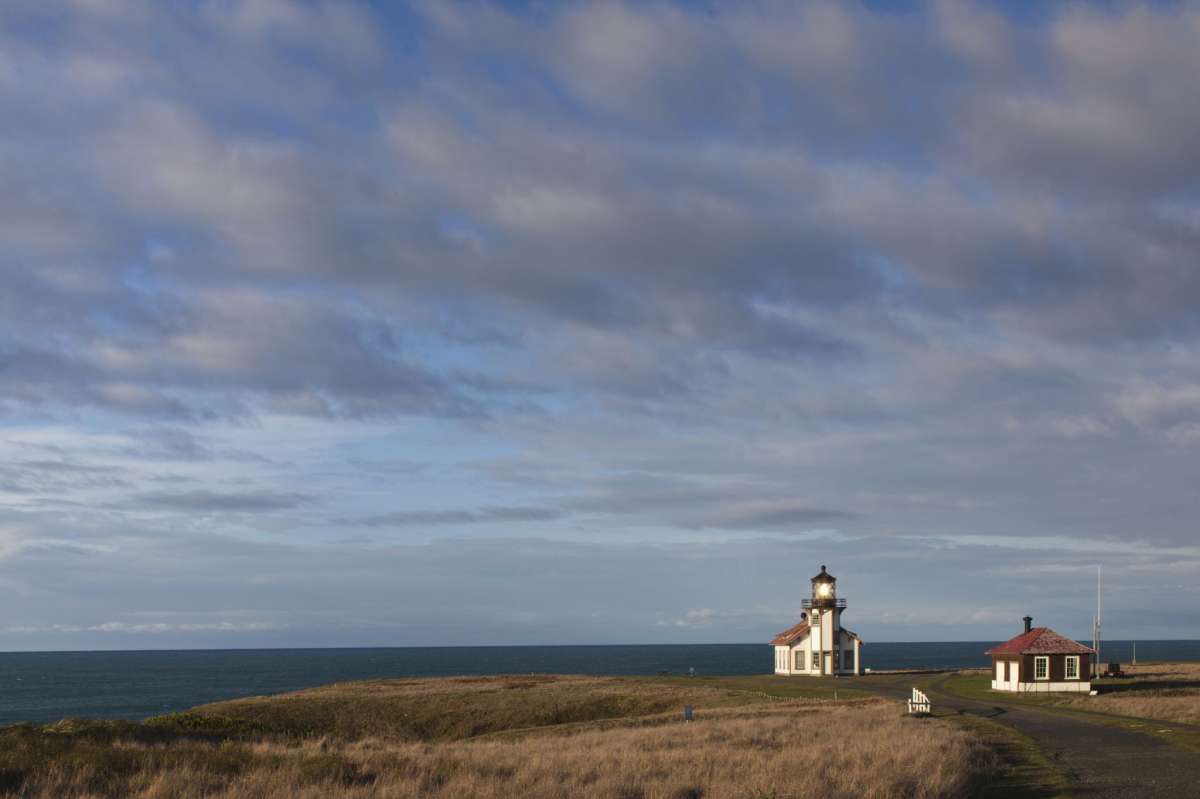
1023;615;1033;634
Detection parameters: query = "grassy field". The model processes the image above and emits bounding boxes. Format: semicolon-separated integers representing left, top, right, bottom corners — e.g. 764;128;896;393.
1071;662;1200;725
942;665;1200;727
940;667;1200;754
0;674;998;799
940;714;1071;799
638;673;870;702
146;674;786;741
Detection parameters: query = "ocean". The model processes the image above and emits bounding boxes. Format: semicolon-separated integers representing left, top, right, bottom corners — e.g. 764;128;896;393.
2;640;1197;726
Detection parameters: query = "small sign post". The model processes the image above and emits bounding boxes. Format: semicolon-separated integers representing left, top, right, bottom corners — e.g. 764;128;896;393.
683;705;693;722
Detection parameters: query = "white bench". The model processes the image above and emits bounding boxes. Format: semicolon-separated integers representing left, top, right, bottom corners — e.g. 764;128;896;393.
908;687;931;715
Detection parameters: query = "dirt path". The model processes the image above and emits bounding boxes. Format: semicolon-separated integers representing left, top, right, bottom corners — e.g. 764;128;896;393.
860;673;1200;798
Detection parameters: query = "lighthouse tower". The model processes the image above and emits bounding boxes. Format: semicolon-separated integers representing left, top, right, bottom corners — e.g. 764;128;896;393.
804;565;845;675
771;564;863;675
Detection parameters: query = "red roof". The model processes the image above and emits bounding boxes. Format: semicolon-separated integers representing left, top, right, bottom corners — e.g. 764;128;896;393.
770;620;810;646
985;627;1094;656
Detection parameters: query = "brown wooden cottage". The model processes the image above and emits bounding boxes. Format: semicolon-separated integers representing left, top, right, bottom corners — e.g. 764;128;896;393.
986;616;1094;693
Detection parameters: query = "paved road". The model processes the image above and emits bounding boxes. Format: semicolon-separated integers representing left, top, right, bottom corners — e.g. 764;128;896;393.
858;673;1200;798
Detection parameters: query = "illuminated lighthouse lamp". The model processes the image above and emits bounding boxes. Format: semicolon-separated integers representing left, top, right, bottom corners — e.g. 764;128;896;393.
810;565;837;606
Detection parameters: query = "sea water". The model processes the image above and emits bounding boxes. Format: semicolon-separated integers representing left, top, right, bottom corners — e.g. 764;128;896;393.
2;640;1197;725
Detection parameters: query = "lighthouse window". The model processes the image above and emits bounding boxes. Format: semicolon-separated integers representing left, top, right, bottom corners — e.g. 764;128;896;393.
1035;656;1049;680
812;652;820;670
1065;656;1079;679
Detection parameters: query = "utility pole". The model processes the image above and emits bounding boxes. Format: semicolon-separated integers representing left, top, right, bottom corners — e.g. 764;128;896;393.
1092;565;1102;677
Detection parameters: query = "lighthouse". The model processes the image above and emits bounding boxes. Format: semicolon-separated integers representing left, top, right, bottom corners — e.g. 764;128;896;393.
771;565;863;676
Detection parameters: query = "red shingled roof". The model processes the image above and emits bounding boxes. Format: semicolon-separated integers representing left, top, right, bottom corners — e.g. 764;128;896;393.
770;620;809;646
985;627;1094;656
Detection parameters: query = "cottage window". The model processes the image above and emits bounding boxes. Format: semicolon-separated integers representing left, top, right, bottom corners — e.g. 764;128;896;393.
1065;656;1079;680
794;650;804;670
1034;656;1049;680
812;652;820;670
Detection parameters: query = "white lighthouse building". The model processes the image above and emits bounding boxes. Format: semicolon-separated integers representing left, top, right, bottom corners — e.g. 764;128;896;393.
771;565;863;676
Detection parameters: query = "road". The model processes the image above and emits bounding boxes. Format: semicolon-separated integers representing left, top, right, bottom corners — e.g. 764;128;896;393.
858;673;1200;798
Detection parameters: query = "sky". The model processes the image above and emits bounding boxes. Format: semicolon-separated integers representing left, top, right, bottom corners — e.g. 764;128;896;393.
2;0;1199;652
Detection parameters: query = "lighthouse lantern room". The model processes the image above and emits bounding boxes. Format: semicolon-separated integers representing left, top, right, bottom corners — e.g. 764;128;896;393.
771;565;863;676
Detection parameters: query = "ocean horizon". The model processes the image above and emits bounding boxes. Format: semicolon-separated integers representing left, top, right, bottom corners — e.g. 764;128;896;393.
3;640;1198;726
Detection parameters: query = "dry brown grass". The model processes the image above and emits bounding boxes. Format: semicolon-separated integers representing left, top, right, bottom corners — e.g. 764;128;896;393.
1065;662;1200;725
8;701;997;799
1080;693;1200;725
1111;662;1200;681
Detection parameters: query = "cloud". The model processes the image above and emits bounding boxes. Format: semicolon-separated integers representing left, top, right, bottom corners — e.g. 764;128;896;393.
665;608;719;629
1114;381;1200;430
353;506;563;528
0;459;131;497
696;503;857;531
3;620;282;634
2;521;1195;649
957;3;1200;196
2;0;1200;647
136;490;310;512
208;0;382;66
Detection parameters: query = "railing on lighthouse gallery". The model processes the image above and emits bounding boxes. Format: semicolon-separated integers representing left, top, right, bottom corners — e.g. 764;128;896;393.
801;598;847;609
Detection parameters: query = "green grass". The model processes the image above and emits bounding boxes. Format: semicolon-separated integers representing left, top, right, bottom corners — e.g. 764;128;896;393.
894;675;1067;797
141;674;865;744
943;714;1073;799
144;675;785;742
888;674;1073;798
635;673;872;701
942;673;1014;703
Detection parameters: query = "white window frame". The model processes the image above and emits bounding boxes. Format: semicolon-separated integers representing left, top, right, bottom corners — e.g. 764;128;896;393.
1034;656;1049;681
794;650;804;670
1065;655;1079;680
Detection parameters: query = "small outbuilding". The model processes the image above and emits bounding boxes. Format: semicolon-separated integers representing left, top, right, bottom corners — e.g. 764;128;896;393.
986;616;1094;693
